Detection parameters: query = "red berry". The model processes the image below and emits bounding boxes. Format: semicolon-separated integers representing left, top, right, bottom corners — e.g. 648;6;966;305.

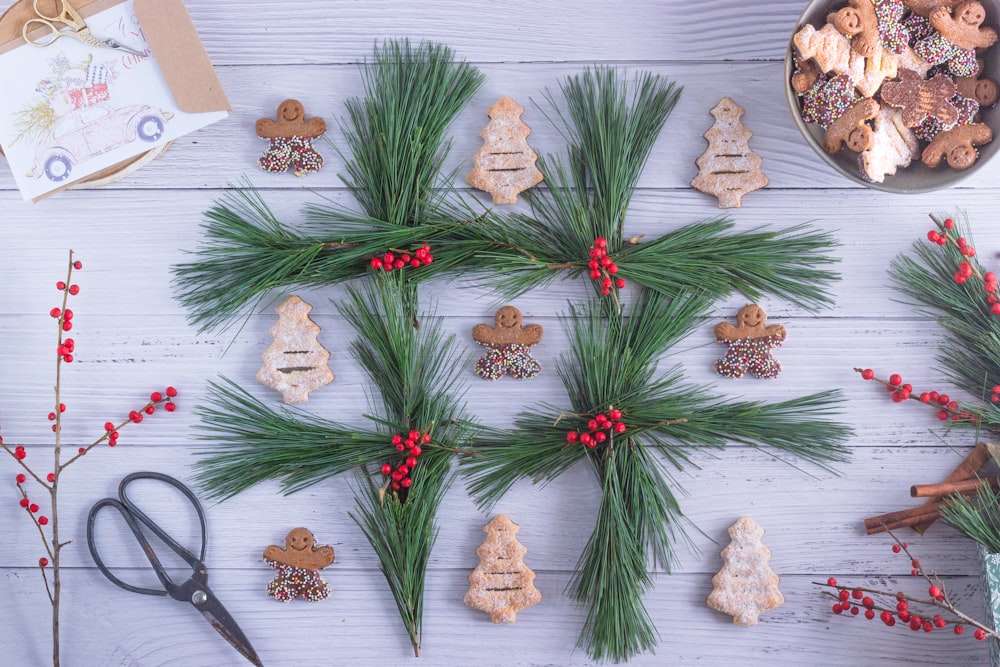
918;392;931;403
62;321;72;332
976;629;987;640
73;260;82;269
865;609;875;620
566;431;579;444
594;432;607;443
15;449;25;460
928;585;942;598
398;466;409;476
944;218;955;229
922;621;933;633
609;409;623;421
150;392;163;402
614;422;627;433
937;410;949;420
391;481;400;490
29;504;39;513
934;616;946;628
852;589;864;600
391;470;403;481
410;259;421;268
15;474;26;484
423;433;431;443
409;446;422;457
56;281;66;290
19;498;28;508
588;259;599;270
862;596;874;608
991;303;1000;316
580;433;592;445
851;606;860;616
165;387;178;398
861;368;875;380
129;411;142;423
615;278;626;289
62;353;73;363
144;406;155;415
832;604;843;614
955;625;964;635
39;557;48;567
594;237;607;249
47;412;55;421
406;457;417;467
381;464;392;475
49;307;61;318
589;269;601;280
839;590;850;601
928;230;941;243
46;473;55;483
38;516;48;525
401;477;413;488
395;443;405;452
608;264;619;275
78;447;86;454
587;420;599;431
892;544;901;553
827;577;838;586
164;402;176;412
68;284;79;295
888;374;902;387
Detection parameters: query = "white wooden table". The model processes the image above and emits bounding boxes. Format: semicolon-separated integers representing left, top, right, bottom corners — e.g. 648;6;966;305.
1;0;997;664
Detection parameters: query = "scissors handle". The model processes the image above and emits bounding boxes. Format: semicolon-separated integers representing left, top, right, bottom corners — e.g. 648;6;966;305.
31;0;86;28
86;472;209;598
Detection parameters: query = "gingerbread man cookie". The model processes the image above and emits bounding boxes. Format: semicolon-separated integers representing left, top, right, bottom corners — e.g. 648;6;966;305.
880;69;960;127
714;305;786;380
255;99;326;176
471;306;543;380
263;527;335;602
914;1;997;77
824;97;880;154
955;63;1000;106
922;122;994;168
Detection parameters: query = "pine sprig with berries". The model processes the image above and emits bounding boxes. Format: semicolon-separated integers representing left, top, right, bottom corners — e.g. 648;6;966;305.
459;68;841;309
172;39;488;333
464;288;851;662
0;252;177;667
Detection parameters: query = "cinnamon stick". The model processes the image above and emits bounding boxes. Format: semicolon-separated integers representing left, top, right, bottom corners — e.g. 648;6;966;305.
864;502;947;535
911;476;999;498
912;442;991;534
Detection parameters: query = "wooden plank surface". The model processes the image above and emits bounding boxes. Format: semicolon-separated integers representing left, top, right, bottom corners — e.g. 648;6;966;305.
1;0;999;665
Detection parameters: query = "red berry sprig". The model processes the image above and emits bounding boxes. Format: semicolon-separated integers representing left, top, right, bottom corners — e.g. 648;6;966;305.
926;216;1000;315
369;245;434;272
856;368;978;424
587;238;626;297
565;408;627;449
380;427;431;491
817;534;996;641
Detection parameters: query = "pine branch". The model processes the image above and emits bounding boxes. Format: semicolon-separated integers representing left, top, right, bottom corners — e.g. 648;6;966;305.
350;454;452;658
940;481;1000;553
172;39;486;333
462;68;839;309
463;289;851;661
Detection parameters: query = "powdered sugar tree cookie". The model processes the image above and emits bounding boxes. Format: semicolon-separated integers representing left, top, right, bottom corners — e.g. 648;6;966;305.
464;515;541;622
466;97;543;204
257;295;334;403
707;517;784;625
691;98;768;208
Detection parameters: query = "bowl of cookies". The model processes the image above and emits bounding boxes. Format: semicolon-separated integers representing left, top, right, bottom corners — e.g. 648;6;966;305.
786;0;1000;191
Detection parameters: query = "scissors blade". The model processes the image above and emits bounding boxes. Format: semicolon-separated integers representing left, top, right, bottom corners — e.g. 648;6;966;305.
99;37;145;57
196;591;264;667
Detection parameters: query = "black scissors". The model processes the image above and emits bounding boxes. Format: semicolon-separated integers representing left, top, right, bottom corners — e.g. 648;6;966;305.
87;472;263;667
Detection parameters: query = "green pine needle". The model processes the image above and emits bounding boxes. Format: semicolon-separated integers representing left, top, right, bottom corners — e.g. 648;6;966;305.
463;290;851;662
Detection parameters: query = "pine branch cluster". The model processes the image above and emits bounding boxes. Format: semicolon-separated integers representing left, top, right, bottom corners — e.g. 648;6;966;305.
178;41;853;663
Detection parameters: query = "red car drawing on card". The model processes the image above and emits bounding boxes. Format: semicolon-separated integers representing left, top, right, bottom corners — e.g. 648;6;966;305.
28;103;173;182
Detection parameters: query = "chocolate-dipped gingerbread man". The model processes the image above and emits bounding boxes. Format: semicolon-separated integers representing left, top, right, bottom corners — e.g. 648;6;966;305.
714;304;786;380
263;527;335;602
472;306;543;380
255;99;326;176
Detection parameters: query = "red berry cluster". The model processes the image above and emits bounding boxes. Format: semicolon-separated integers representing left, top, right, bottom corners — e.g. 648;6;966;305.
858;368;978;423
369;245;434;272
15;477;49;533
380;429;430;491
926;217;1000;315
125;387;178;428
565;408;627;448
587;238;625;296
823;540;991;641
990;385;1000;403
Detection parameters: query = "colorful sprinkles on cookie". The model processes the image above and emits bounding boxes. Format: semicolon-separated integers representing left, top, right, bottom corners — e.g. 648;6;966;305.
802;75;857;127
714;304;786;380
875;0;913;52
471;306;543;381
263;528;335;602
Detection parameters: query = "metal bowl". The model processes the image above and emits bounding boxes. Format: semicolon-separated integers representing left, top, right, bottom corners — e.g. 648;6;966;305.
785;0;1000;192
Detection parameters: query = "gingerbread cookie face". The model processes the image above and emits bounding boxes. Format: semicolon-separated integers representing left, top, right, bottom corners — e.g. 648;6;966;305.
829;0;880;56
263;528;336;602
955;64;1000;106
255;99;327;176
930;1;998;50
472;306;543;380
714;305;786;379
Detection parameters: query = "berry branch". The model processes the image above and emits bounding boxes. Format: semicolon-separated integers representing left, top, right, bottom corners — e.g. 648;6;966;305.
816;531;997;641
0;252;177;667
856;367;979;424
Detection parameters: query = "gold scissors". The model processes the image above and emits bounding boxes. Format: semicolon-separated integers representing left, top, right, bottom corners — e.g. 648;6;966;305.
22;0;145;56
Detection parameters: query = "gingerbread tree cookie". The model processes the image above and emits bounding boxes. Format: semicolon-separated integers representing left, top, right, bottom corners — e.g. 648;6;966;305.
466;97;544;205
691;98;768;209
471;306;543;380
707;517;784;626
257;295;334;403
464;515;542;623
714;304;786;379
255;99;327;176
263;527;336;602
